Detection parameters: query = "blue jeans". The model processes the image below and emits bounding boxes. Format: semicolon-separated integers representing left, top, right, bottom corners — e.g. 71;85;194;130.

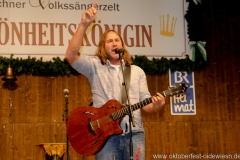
96;132;145;160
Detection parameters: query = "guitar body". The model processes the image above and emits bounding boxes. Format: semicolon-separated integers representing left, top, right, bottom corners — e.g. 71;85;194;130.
67;99;123;156
67;83;189;156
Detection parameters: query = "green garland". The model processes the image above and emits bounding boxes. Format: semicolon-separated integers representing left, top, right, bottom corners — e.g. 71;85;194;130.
0;55;206;76
0;0;208;76
0;55;79;76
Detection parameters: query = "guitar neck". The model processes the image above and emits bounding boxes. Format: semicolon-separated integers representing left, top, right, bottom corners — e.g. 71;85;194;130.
110;91;165;120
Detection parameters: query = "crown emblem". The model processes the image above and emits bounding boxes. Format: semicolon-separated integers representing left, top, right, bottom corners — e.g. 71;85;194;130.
160;14;177;37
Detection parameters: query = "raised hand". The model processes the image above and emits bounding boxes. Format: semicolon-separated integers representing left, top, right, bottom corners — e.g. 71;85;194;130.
81;1;98;27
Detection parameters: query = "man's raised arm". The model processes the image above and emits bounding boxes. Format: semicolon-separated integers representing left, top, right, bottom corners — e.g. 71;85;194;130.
65;1;98;64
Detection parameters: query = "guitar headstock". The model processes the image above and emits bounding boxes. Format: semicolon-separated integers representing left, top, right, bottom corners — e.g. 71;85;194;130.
164;82;189;97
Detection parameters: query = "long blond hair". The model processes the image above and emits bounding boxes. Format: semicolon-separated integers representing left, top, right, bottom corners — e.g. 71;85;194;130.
95;30;132;66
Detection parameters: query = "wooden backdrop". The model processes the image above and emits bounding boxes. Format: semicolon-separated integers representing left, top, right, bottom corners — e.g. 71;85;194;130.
0;0;240;160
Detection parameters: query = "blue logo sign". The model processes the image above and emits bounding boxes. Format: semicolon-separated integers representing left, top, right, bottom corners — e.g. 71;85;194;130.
169;70;196;115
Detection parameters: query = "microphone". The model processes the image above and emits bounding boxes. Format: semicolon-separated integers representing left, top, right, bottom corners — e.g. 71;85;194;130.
63;89;69;99
115;48;124;54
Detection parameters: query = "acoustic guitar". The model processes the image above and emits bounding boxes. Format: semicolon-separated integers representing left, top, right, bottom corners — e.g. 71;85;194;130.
67;83;189;156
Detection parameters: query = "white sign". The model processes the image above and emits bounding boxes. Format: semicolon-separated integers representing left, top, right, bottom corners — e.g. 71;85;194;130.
0;0;189;60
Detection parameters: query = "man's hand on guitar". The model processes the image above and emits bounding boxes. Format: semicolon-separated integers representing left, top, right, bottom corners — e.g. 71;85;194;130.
151;93;165;112
142;93;165;113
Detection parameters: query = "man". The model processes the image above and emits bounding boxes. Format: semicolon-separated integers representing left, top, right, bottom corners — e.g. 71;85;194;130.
65;1;165;160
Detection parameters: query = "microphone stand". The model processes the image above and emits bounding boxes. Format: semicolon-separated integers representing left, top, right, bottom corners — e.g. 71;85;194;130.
118;52;135;160
63;91;70;160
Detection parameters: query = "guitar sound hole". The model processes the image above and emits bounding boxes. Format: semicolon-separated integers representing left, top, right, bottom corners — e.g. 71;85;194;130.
92;132;103;145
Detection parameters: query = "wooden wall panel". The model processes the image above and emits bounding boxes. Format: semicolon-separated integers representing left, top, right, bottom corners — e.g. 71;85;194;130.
0;62;239;160
0;74;94;160
144;121;240;159
0;69;239;160
0;123;13;160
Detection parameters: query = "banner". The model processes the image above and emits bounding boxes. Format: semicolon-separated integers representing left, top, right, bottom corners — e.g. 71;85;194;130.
0;0;188;60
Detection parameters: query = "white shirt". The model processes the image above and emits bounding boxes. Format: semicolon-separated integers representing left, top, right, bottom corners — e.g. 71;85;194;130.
72;54;151;133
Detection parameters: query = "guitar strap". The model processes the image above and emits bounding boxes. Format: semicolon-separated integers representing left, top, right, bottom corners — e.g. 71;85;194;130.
122;65;131;105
